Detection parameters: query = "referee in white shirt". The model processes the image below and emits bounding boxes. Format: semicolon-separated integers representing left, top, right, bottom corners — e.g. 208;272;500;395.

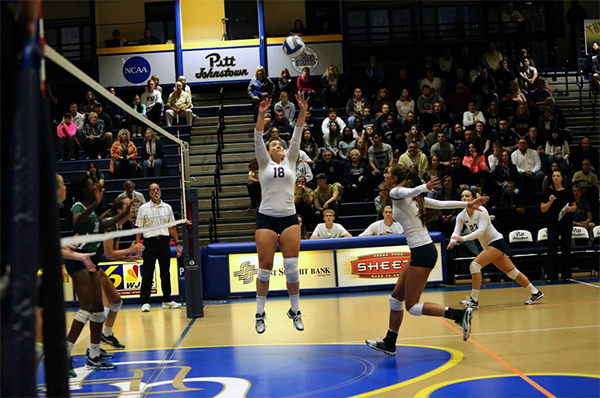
135;183;182;312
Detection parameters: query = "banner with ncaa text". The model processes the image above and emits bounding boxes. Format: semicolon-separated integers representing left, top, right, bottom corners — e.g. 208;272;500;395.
336;244;443;288
229;251;335;293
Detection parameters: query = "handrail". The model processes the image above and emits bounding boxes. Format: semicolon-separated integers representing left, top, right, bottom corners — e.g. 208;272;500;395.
210;191;218;242
575;66;584;112
213;168;221;217
562;63;570;97
589;88;598;130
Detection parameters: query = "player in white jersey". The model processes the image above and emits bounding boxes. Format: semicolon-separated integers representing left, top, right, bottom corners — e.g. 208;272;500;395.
366;164;488;355
359;206;403;236
448;190;544;309
253;93;308;334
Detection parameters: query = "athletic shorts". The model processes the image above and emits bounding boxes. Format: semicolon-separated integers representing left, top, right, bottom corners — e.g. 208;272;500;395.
409;242;438;269
64;251;101;276
256;212;299;235
487;238;509;255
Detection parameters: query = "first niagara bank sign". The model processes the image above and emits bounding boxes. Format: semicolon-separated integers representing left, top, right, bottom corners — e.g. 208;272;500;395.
184;47;261;83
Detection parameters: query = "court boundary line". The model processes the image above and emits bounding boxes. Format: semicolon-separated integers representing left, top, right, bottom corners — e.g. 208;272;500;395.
414;373;600;398
437;318;557;398
568;278;600;288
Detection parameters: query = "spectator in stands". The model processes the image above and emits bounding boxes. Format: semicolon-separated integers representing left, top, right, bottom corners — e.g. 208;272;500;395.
176;76;191;95
86;162;108;214
80;111;107;159
343;149;369;202
365;56;385;97
542;161;561;192
275;91;296;128
429;174;461;237
359;106;376;131
69;102;86;129
310;209;352;239
395;89;415;124
352;118;365;139
469;63;482;84
592;53;600;91
297;67;316;106
431;102;452;133
296;150;314;183
104;86;125;129
321;64;344;108
110;29;126;47
449;67;471;94
110;129;137;178
450;123;466;149
457;45;476;73
541;170;576;283
141;79;163;124
545;130;570;172
484;100;501;134
374;182;391;219
129;94;146;137
324;121;341;158
294;176;315;227
151;75;163;97
420;68;443;96
368;131;393;184
526;126;545;152
537;107;559;139
471;67;497;111
313;150;342;185
438;48;454;81
247;158;260;211
380;114;398;141
92;102;113;132
399;110;417;136
141;128;164;177
57;113;78;161
166;81;193;126
360;205;403;236
372;88;391;117
496;59;516;97
424;155;442;183
338;127;356;161
463;143;488;189
375;103;393;132
542;97;569;138
518;58;537;91
482;42;503;73
346;87;369;129
500;181;525;231
457;129;479;157
462;101;486;130
389;68;416;101
572;159;600;196
139;28;161;45
529;77;552;111
300;129;319;165
321;108;346;137
572;184;595;242
446;83;474;123
501;2;524;34
80;89;96;115
586;42;599;72
265;127;288;150
509;103;532;139
290;19;306;36
416;85;443;120
399;141;428;179
505;80;527;107
430;131;455;167
248;66;275;121
474;120;492;155
269;110;293;144
313;173;341;220
405;125;427;154
492;149;520;194
117;180;146;222
571;137;599;172
445;154;472;191
488;141;502;171
512;138;544;191
354;136;369;162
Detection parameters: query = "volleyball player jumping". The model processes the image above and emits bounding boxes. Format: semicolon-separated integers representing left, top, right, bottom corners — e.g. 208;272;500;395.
253;92;308;334
366;164;488;355
448;189;544;309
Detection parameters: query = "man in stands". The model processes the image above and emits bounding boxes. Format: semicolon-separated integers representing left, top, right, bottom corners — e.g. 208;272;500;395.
571;137;599;172
444;154;472;191
572;159;600;197
69;102;86;129
310;209;352;239
359;205;403;236
430;131;456;167
398;141;428;179
321;108;346;137
265;127;288;150
141;79;163;124
492;119;518;153
93;102;113;132
139;28;161;45
471;67;498;110
166;81;193;126
313;174;342;222
368;132;393;184
445;83;475;124
482;42;503;73
313;150;342;186
511;138;544;192
269;110;292;144
416;85;443;120
116;180;146;226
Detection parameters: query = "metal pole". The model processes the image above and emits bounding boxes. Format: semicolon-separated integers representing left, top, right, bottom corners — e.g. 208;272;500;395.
183;188;204;318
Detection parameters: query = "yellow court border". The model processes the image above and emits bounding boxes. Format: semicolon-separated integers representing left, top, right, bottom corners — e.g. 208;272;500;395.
414;373;600;398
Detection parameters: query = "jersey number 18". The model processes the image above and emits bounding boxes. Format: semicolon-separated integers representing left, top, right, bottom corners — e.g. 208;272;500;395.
273;167;285;178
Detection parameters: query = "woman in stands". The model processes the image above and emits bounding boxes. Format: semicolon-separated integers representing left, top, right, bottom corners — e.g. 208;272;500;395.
130;94;146;138
248;66;274;122
448;189;544;309
141;128;165;177
253;92;308;334
110;129;138;178
366;164;487;355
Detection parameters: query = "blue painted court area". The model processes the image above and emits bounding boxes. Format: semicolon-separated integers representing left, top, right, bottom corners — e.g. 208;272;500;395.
37;344;457;397
420;374;600;398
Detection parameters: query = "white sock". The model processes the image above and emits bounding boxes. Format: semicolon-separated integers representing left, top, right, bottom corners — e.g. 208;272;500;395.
526;283;538;295
66;341;74;357
104;306;110;320
256;296;266;315
471;289;480;301
289;294;300;313
103;325;113;337
89;343;100;359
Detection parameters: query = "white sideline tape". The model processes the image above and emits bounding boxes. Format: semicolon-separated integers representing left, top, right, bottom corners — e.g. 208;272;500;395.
568;279;600;289
60;219;188;247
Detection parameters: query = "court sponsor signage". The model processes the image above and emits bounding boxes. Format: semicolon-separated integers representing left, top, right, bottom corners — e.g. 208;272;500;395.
98;52;176;87
99;258;179;297
267;41;343;78
123;56;151;84
229;251;335;293
336;244;444;287
183;47;260;83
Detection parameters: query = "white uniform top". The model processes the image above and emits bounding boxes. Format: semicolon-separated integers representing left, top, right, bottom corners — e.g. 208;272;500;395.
390;184;468;249
136;200;175;238
359;220;404;236
451;206;503;248
311;223;349;239
255;125;303;217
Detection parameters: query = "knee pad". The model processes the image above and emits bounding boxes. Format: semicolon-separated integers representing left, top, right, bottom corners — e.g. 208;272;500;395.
90;311;105;323
109;300;122;313
470;262;482;275
407;302;424;316
74;309;92;325
257;268;271;282
389;296;404;311
284;257;299;283
506;267;520;280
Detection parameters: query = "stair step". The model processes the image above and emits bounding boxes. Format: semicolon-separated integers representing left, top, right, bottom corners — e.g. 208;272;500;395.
189;152;255;164
200;221;256;233
193;174;247;185
190;164;247;175
195;124;255;135
191;132;253;145
199;208;257;220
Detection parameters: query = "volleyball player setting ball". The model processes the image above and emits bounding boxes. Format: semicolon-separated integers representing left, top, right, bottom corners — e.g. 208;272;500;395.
366;164;489;355
253;92;308;334
448;190;543;309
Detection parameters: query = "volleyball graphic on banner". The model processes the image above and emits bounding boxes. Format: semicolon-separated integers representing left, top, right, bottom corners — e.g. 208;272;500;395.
283;35;306;58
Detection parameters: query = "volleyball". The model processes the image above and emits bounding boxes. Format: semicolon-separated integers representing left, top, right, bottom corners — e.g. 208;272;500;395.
283;35;306;58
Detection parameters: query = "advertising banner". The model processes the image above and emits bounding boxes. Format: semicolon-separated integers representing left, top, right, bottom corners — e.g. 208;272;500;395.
267;42;344;78
98;52;176;87
584;20;600;54
335;244;444;287
229;251;336;293
183;47;261;84
98;258;179;297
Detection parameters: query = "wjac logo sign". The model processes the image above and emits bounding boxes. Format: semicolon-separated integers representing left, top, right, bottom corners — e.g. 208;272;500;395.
123;56;151;84
100;263;156;296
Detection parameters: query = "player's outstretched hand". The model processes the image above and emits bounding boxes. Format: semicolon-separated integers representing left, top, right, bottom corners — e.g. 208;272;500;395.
468;196;490;211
